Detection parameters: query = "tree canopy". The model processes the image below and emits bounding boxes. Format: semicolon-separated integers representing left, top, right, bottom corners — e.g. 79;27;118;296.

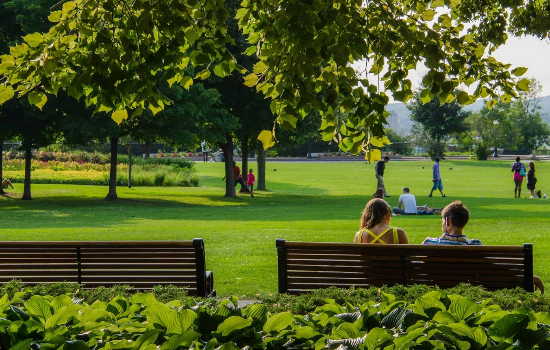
0;0;545;161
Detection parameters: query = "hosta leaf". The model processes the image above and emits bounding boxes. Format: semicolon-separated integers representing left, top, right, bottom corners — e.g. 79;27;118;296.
487;314;529;341
393;328;425;349
217;316;252;336
8;339;32;350
45;305;81;328
167;309;197;335
78;309;113;324
449;298;481;320
333;322;362;339
160;331;200;349
0;293;9;306
432;311;457;324
445;323;476;339
132;329;161;350
25;295;53;321
245;303;267;323
217;343;240;350
52;295;74;313
536;312;550;325
263;312;294;333
335;312;362;323
296;326;319;339
413;297;445;318
515;328;550;348
365;328;392;350
146;304;172;327
325;337;365;350
62;340;90;350
130;293;157;306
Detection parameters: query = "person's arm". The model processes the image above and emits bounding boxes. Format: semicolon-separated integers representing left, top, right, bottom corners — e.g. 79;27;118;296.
534;275;544;294
398;200;403;209
398;229;409;244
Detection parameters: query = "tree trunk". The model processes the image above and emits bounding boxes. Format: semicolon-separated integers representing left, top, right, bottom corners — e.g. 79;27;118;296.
222;134;235;197
307;135;312;158
256;140;266;190
0;139;4;195
127;144;132;188
22;146;32;200
144;141;151;159
239;136;249;193
105;137;118;200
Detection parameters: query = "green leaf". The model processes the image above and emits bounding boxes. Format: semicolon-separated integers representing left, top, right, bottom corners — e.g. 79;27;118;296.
365;328;392;350
28;91;48;110
517;78;530;92
511;67;528;77
10;43;29;58
180;76;193;90
23;33;43;48
449;298;481;320
217;343;240;350
263;312;294;333
25;295;53;321
295;326;319;339
536;312;550;325
132;329;161;350
62;340;89;350
160;331;200;349
146;304;172;327
253;61;268;74
8;339;32;350
487;314;529;341
475;45;485;58
130;293;157;306
432;311;457;324
217;316;252;336
366;149;381;163
48;11;63;22
257;130;276;150
457;91;470;105
52;295;74;313
370;136;391;147
244;73;258;87
0;85;15;105
167;309;197;335
421;9;437;21
111;109;128;124
45;305;81;328
245;303;267;323
195;69;211;80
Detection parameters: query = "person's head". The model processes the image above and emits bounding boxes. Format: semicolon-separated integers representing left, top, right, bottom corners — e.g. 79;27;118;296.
435;157;440;162
529;162;535;170
516;156;521;163
233;161;236;166
360;198;391;229
249;169;253;174
402;187;410;194
372;188;385;199
383;156;390;163
441;200;469;233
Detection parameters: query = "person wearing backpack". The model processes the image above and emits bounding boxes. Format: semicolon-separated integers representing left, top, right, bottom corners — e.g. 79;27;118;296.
511;156;526;198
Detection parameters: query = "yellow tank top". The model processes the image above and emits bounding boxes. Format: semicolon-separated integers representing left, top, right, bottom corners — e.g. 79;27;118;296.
357;227;399;244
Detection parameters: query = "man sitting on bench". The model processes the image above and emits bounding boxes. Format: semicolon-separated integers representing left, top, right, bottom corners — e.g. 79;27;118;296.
422;200;544;293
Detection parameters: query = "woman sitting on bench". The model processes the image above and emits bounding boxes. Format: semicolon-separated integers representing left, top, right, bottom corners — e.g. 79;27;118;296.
354;198;409;244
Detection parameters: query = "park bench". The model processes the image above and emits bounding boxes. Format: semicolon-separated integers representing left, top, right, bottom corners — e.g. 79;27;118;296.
0;239;215;297
276;239;534;294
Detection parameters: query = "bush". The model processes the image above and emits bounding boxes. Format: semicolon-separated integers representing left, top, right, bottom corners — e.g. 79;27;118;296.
1;282;550;349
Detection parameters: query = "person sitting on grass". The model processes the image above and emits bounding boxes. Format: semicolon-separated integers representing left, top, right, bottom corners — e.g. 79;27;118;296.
223;161;254;198
354;198;409;244
422;200;544;293
2;178;14;189
393;187;417;215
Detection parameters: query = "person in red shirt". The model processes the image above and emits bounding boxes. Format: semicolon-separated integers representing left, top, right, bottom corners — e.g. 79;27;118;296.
246;169;256;195
228;161;254;197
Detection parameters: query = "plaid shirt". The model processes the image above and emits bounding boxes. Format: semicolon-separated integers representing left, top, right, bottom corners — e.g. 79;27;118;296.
421;233;483;246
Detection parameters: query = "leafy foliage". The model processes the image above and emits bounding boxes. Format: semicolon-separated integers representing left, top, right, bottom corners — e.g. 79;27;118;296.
1;286;550;349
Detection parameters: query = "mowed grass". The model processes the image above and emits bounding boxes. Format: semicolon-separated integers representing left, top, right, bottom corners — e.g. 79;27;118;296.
1;159;549;297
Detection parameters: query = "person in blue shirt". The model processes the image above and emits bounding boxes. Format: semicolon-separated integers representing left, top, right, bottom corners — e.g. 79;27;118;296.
428;157;446;197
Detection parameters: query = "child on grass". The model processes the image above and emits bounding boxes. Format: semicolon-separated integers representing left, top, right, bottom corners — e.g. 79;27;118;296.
246;169;255;194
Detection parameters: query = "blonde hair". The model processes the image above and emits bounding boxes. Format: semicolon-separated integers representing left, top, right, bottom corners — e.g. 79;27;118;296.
360;198;391;229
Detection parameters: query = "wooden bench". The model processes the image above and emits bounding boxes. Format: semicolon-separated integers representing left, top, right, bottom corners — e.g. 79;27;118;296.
276;239;534;294
0;239;215;297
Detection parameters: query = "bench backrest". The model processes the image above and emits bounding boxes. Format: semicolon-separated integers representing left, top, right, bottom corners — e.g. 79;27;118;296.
276;240;534;294
0;239;212;297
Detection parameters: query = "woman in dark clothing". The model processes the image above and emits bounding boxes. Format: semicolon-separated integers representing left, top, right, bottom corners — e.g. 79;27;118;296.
527;162;537;198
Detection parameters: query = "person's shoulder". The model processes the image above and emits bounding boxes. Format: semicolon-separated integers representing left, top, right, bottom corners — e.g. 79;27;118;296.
421;237;439;245
468;239;483;245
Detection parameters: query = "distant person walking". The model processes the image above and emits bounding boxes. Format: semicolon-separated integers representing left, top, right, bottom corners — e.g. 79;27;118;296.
200;141;210;162
511;156;526;198
375;156;390;197
527;161;538;198
246;169;255;195
429;157;446;197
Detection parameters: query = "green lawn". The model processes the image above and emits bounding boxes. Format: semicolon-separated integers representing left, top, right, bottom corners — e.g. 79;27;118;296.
1;159;549;297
